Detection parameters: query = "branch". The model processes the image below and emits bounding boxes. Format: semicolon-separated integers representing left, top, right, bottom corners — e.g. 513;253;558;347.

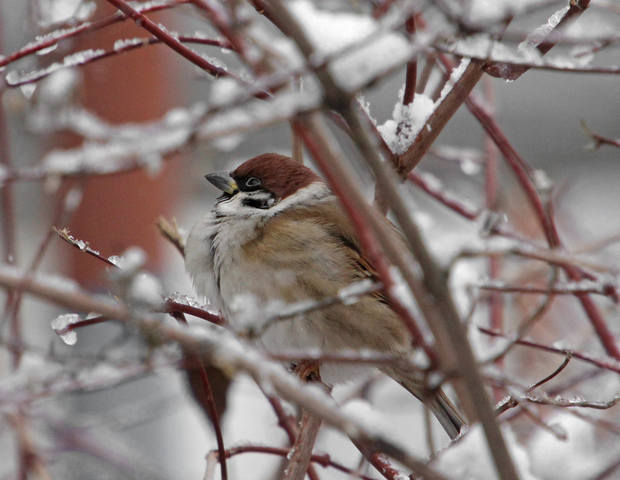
477;278;618;299
104;0;246;81
156;216;186;257
394;60;484;175
0;0;190;69
0;263;446;480
5;35;233;87
581;120;620;150
483;0;592;80
261;3;520;479
522;392;619;410
443;53;620;359
282;409;323;480
408;171;480;220
478;326;620;375
53;226;118;267
53;227;223;326
219;445;375;480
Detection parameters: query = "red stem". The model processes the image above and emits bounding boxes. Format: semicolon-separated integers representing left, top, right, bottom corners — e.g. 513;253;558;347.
484;0;592;80
0;0;190;68
222;445;375;480
483;78;503;402
438;55;620;360
197;357;228;480
478;326;620;375
401;15;417;105
190;0;249;65
407;172;479;220
165;300;224;325
104;0;248;82
171;311;228;480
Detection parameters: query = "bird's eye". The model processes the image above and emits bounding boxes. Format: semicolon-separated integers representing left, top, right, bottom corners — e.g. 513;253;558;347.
245;177;261;188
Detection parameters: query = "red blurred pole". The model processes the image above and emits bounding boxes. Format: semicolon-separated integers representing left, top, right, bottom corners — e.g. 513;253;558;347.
62;4;183;284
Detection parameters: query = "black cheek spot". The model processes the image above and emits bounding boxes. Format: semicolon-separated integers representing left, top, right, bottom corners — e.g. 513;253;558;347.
243;197;274;209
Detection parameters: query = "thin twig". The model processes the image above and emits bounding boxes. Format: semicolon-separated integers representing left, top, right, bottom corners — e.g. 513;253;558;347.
53;226;118;267
581;120;620;150
440;53;620;359
483;0;593;80
478;327;620;375
156;217;186;257
261;3;518;478
0;0;190;68
4;35;234;87
219;445;375;480
0;264;446;480
282;408;323;480
104;0;261;91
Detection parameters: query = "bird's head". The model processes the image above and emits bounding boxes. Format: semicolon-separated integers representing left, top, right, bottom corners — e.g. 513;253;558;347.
205;153;329;217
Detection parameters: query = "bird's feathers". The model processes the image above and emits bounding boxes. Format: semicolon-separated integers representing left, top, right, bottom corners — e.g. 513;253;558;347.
185;168;465;438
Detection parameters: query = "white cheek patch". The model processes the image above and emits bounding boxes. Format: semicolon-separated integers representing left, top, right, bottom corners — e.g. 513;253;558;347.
215;194;245;217
214;181;332;218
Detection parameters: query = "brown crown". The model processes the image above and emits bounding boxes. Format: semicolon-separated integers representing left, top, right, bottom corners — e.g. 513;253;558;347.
231;153;322;200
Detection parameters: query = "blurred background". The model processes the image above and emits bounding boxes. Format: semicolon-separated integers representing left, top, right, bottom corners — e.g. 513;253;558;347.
1;1;619;479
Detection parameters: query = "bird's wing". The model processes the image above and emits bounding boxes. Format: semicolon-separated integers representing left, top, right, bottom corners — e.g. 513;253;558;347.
306;200;401;306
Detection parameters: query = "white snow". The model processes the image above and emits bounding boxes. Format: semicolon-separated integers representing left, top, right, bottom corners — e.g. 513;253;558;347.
51;312;80;345
5;48;105;86
378;92;435;155
22;24;87;54
129;272;164;308
433;424;539;479
528;412;620;480
64;186;83;211
437;58;471;104
107;255;121;266
341;399;382;436
20;84;37;100
288;0;413;93
38;68;80;107
443;35;594;74
289;0;375;55
520;6;570;51
532;169;553;192
114;247;146;272
418;171;443;191
209;77;244;107
36;44;59;56
467;0;513;24
387;266;422;321
378;60;473;155
36;0;96;27
129;0;177;12
337;279;379;305
113;37;144;51
166;292;211;309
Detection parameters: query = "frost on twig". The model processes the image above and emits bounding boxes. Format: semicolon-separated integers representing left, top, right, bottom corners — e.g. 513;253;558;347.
53;226;117;267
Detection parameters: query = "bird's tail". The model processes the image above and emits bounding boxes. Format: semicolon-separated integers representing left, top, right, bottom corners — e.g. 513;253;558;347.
425;388;466;440
383;367;466;440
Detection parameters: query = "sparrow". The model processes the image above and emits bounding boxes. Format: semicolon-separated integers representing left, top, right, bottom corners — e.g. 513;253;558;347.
185;153;465;439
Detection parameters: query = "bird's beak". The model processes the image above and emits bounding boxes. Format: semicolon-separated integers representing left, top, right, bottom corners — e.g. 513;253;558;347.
205;172;238;195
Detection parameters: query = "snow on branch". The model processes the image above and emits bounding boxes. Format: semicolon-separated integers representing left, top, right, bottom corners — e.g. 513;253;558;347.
0;261;446;480
2;0;620;478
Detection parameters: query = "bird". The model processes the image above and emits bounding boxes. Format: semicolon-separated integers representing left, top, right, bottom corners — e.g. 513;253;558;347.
185;152;465;439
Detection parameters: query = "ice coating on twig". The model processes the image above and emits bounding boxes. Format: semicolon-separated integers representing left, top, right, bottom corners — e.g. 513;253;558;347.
5;49;105;86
